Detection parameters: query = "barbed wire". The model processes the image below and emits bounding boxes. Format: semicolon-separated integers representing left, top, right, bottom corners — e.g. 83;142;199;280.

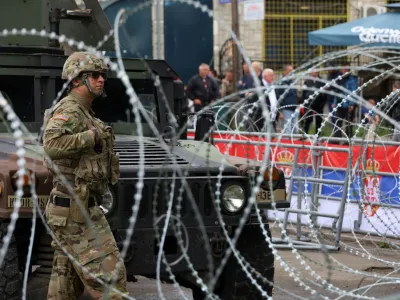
2;2;400;299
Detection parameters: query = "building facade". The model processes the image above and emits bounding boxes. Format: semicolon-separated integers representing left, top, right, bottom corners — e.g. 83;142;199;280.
213;0;397;74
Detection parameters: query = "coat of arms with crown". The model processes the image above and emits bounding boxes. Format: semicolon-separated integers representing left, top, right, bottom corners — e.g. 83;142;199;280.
363;158;381;217
276;150;294;193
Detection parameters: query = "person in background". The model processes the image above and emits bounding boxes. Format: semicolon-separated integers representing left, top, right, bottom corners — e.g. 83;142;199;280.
326;68;340;126
240;61;263;93
361;98;380;140
332;67;358;139
220;70;235;98
219;70;237;129
242;61;264;131
186;63;219;112
250;61;263;87
302;70;327;136
250;68;280;132
237;62;252;92
277;64;299;135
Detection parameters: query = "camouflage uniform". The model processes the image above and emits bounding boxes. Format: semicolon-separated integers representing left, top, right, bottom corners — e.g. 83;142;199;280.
43;52;128;299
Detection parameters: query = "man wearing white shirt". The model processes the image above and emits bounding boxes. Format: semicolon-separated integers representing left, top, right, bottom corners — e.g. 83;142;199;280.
262;69;277;119
260;68;281;132
247;68;280;132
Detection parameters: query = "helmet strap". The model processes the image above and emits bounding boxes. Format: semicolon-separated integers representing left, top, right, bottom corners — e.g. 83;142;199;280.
81;73;99;98
81;73;107;98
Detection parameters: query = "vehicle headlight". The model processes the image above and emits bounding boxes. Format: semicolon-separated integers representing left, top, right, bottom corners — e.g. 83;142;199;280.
222;184;245;213
100;188;115;215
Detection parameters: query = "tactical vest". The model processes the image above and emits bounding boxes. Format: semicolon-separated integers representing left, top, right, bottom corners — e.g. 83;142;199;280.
73;105;120;192
42;97;119;198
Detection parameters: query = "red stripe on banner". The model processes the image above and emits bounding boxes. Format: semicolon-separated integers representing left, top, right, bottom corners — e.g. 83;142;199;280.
360;145;400;173
321;143;355;169
187;131;400;174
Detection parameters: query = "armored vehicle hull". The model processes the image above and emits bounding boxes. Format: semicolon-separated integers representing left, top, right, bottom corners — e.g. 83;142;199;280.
0;0;289;298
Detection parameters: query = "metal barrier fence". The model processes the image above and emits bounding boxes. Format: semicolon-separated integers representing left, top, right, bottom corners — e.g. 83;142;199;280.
187;126;400;250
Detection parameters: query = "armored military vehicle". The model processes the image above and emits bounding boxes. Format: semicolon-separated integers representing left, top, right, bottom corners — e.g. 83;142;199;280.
0;0;289;299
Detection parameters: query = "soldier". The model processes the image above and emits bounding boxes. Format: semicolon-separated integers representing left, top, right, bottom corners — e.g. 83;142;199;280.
42;52;128;299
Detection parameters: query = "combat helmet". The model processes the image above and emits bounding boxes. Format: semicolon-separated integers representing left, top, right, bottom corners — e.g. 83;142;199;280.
62;51;109;97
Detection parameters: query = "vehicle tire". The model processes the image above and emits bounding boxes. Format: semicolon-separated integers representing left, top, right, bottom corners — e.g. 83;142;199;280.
0;222;22;300
193;225;274;300
217;224;274;300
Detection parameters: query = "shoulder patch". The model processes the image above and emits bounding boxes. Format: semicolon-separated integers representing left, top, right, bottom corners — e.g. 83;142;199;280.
53;114;70;122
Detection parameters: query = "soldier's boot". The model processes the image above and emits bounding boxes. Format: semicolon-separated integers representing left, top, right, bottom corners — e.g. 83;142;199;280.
80;251;129;300
47;250;84;300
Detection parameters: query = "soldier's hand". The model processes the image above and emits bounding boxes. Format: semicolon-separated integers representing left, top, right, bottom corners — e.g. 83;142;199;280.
90;128;103;153
89;128;100;144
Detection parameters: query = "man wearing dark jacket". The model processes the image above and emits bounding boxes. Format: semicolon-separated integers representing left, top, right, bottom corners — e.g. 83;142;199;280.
186;63;219;112
302;70;327;135
243;62;263;130
277;64;299;134
332;67;358;138
237;63;253;91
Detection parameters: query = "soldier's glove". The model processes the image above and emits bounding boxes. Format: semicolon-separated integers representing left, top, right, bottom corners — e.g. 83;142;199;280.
90;127;99;143
90;128;103;153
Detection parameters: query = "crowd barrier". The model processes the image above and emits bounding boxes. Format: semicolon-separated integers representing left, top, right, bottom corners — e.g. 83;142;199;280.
187;129;400;241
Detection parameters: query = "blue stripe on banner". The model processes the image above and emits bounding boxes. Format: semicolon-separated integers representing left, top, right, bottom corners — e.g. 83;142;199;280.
321;170;400;205
321;170;345;199
290;167;313;194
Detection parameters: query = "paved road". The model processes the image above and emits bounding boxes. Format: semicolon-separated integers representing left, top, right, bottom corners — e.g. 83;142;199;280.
28;247;400;300
27;275;193;300
273;248;400;299
270;226;400;299
26;226;400;299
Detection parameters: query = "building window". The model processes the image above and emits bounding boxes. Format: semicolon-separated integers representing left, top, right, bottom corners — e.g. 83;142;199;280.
263;0;348;71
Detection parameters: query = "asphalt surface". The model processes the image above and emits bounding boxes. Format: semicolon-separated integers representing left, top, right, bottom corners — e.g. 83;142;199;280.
27;275;193;299
26;226;400;299
270;225;400;299
273;248;400;299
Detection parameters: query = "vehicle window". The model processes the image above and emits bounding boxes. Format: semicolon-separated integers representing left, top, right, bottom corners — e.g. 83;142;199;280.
55;77;159;123
0;75;34;122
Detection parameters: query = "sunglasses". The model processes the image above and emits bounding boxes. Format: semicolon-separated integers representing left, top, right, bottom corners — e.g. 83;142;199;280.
84;71;107;81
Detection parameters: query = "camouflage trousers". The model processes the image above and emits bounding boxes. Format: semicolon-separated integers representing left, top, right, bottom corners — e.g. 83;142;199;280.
45;202;128;300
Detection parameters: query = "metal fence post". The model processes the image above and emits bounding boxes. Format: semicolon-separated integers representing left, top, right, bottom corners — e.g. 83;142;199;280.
334;141;353;248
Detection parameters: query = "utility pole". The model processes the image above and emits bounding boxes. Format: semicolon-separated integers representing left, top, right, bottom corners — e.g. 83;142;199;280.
156;0;162;59
231;0;240;92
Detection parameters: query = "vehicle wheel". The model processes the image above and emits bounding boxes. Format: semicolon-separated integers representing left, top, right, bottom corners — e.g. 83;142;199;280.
218;225;274;300
217;225;274;299
0;222;22;300
192;225;274;300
